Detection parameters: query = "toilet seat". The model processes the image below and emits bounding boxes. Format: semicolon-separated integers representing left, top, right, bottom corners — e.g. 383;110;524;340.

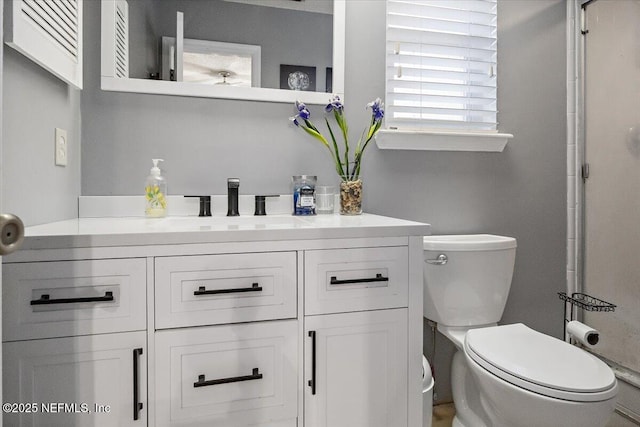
464;323;617;402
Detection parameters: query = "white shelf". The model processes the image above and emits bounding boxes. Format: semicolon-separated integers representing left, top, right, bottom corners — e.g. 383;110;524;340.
375;129;514;152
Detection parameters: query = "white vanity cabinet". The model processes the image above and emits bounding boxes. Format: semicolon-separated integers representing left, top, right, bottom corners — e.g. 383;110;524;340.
154;320;298;427
303;247;410;427
304;310;408;427
3;214;428;427
152;251;299;427
2;258;148;426
154;251;297;329
2;258;147;341
304;246;409;315
3;331;147;427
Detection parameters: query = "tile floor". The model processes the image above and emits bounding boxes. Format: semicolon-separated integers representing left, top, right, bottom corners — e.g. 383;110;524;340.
430;403;637;427
432;403;455;427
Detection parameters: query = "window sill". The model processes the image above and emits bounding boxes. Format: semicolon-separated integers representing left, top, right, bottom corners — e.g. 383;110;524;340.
375;129;514;152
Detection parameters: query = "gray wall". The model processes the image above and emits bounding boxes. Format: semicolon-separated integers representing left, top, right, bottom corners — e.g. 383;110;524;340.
81;0;567;403
2;48;81;226
128;0;162;79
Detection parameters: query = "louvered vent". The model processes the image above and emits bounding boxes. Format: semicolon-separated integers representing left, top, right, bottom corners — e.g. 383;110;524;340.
6;0;83;88
114;0;129;78
20;0;79;61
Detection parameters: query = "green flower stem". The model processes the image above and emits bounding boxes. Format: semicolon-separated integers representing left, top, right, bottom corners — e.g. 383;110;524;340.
300;121;342;172
334;110;350;178
352;120;382;179
324;118;346;177
353;128;368;166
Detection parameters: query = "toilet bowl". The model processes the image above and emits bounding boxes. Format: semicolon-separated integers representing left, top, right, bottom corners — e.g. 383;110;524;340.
465;323;617;427
423;235;618;427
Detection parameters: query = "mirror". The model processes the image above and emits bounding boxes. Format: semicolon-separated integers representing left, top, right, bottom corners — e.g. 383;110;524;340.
101;0;345;104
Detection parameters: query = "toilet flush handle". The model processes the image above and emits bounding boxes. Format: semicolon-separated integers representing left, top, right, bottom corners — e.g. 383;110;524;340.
425;254;448;265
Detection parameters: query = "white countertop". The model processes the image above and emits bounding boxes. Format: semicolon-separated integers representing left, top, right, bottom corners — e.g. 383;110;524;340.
20;214;431;250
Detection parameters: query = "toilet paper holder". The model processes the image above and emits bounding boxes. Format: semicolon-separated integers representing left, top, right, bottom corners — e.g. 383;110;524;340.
558;292;616;341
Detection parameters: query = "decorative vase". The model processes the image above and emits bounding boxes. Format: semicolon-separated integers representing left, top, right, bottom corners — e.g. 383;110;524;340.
339;178;363;215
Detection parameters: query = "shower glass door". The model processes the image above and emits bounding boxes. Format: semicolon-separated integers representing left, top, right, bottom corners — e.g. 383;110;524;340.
583;0;640;374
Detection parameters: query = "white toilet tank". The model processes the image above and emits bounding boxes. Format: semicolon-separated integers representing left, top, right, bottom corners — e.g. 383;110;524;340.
423;235;517;327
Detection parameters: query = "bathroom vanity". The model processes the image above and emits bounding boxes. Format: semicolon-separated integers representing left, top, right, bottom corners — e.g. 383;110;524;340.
2;214;429;427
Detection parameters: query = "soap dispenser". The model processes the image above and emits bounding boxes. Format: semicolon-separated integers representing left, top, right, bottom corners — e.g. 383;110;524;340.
145;159;167;217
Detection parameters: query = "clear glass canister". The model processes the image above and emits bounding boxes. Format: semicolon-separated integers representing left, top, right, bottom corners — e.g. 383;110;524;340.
292;175;317;215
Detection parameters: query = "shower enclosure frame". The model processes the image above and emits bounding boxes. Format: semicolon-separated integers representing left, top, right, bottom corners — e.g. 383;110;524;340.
567;1;640;424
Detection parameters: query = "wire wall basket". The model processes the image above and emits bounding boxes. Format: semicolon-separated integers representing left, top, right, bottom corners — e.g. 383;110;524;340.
558;292;616;312
559;292;616;340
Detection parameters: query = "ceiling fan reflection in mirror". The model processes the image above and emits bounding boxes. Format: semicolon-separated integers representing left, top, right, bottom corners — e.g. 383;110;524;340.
182;52;252;86
216;71;235;86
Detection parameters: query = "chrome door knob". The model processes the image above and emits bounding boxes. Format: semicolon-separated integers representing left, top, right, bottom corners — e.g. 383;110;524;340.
0;213;25;255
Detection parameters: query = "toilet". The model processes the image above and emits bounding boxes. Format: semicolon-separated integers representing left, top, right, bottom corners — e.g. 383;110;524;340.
423;234;618;427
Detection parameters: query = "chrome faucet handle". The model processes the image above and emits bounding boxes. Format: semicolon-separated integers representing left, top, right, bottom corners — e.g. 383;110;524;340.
425;254;448;265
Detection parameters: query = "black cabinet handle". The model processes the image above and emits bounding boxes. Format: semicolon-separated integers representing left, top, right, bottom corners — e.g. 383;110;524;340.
308;330;316;395
329;273;389;285
193;283;262;296
133;348;143;421
30;291;114;305
194;368;263;388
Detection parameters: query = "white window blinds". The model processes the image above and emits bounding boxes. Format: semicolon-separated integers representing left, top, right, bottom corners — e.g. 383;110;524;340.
386;0;497;131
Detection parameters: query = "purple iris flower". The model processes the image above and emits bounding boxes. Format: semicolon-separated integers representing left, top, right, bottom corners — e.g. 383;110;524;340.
295;101;311;120
289;116;300;126
325;95;344;113
367;98;384;121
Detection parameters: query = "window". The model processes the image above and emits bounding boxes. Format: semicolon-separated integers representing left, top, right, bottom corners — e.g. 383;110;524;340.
385;0;497;132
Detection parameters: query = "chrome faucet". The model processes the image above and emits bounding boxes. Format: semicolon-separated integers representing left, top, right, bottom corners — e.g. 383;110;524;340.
227;178;240;216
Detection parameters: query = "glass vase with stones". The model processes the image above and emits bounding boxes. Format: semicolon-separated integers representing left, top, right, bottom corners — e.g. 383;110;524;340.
339;177;363;215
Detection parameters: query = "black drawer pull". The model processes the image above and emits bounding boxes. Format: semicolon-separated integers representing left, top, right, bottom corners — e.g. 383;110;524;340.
30;291;114;305
193;282;262;295
133;348;143;421
329;273;389;285
308;330;317;395
194;368;263;388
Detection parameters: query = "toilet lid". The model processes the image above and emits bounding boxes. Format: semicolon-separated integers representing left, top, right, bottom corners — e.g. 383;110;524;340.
422;234;517;251
465;323;617;402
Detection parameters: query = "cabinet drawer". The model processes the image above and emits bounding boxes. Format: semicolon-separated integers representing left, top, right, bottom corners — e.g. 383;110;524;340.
154;320;297;427
155;252;297;329
3;258;147;341
305;247;408;315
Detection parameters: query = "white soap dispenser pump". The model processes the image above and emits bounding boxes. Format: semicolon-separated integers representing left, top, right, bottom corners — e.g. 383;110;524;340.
145;159;167;217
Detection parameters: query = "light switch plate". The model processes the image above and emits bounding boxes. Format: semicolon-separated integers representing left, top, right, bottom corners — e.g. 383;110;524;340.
55;128;67;166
